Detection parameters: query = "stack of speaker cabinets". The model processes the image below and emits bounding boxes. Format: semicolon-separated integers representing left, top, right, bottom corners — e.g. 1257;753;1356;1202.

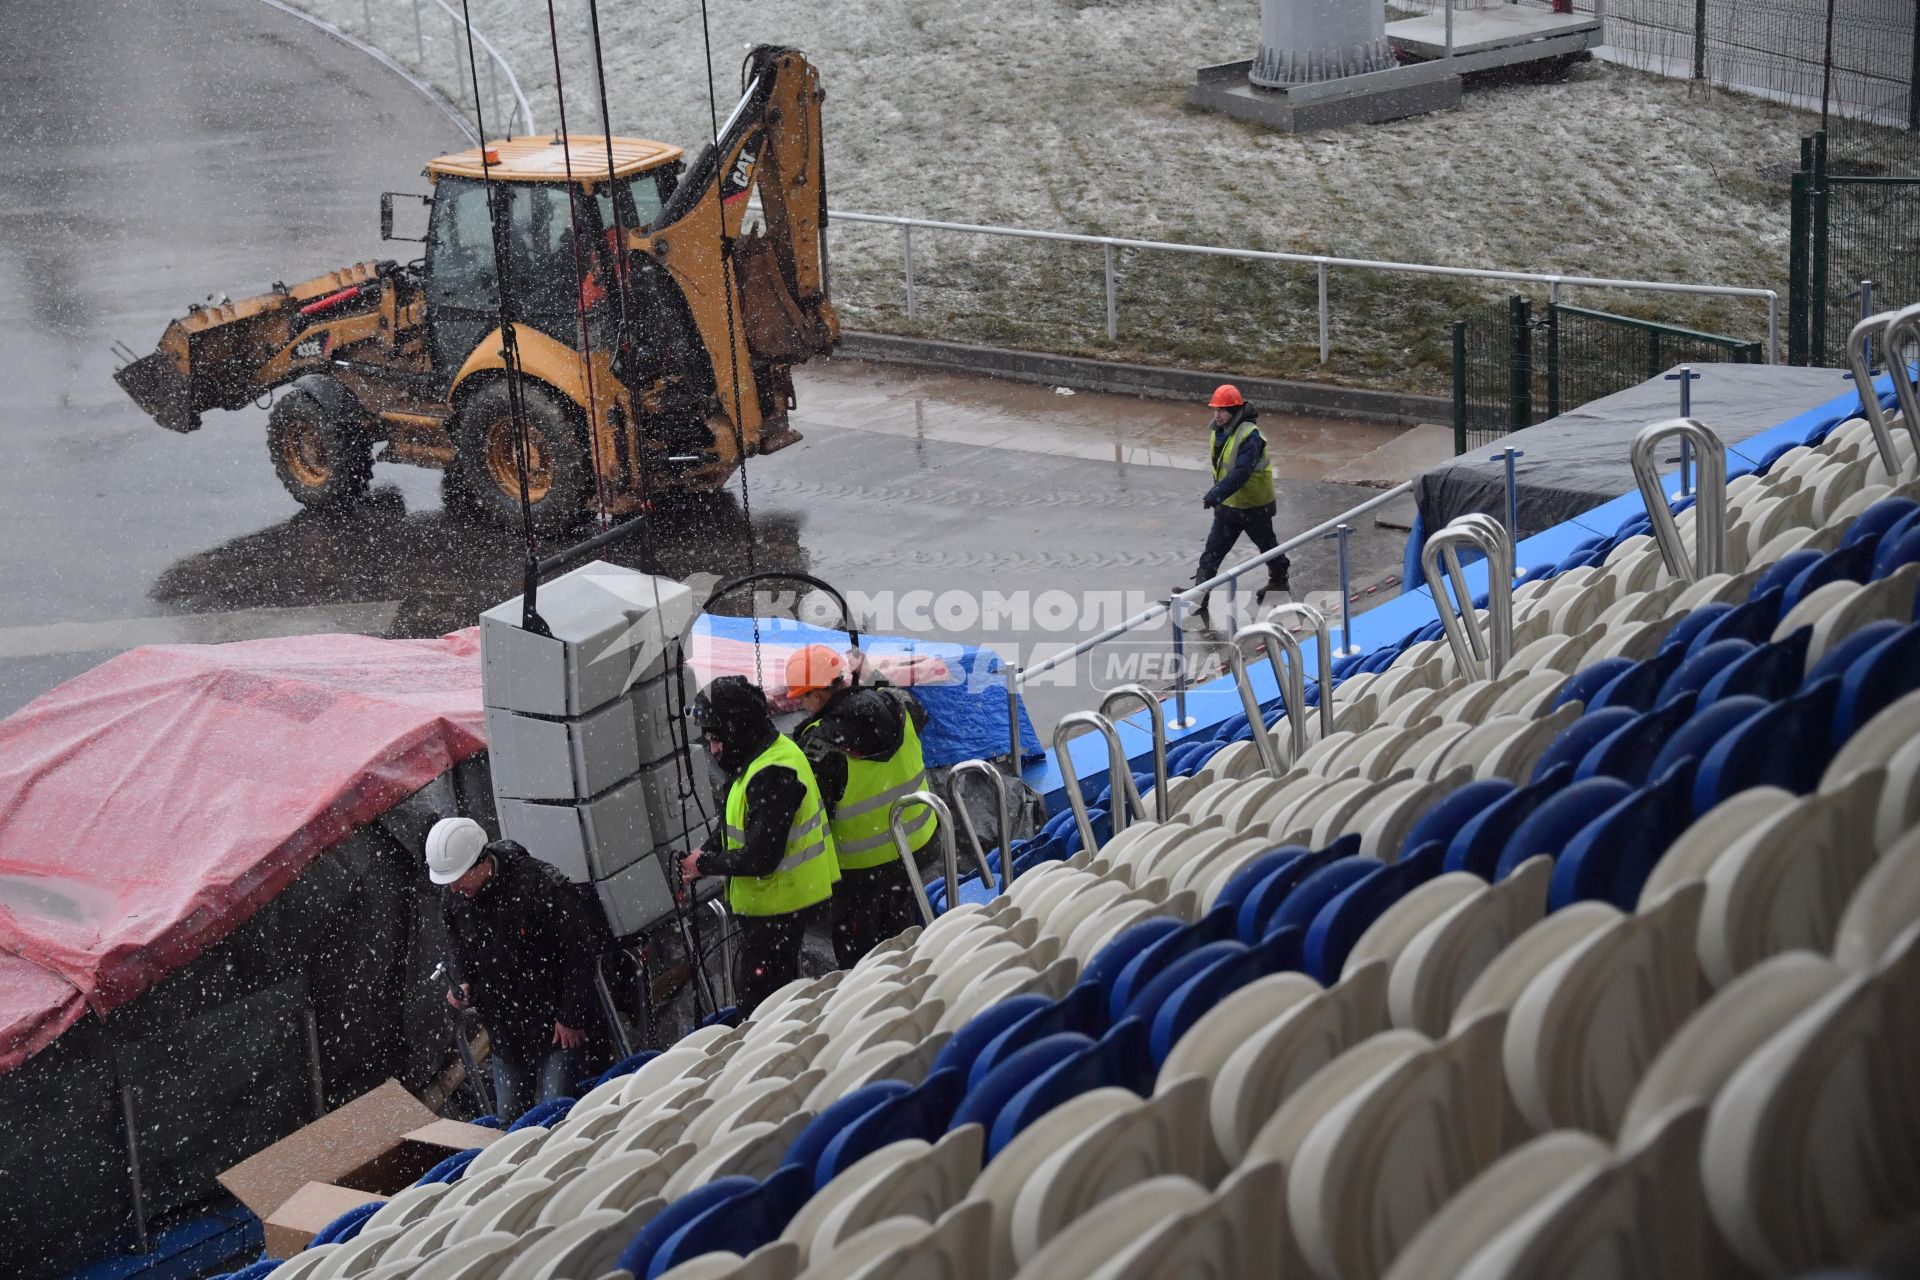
479;560;716;939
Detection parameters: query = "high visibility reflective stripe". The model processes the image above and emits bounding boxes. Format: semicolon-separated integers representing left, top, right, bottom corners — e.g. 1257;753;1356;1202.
835;770;930;820
722;824;747;844
837;827;908;855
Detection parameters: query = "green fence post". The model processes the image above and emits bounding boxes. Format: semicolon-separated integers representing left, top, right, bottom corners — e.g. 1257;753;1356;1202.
1789;169;1810;366
1546;303;1562;419
1508;295;1533;430
1647;328;1662;379
1452;320;1468;456
1692;0;1708;80
1811;130;1830;365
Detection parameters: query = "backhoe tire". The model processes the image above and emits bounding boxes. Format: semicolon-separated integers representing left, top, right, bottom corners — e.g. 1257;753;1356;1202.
267;389;373;509
450;380;592;537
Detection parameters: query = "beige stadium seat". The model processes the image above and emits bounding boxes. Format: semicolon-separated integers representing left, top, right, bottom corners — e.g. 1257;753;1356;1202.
1502;885;1705;1139
500;1204;656;1280
781;1128;982;1268
1696;772;1884;988
1284;1016;1508;1280
538;1146;685;1224
1833;826;1920;973
793;1201;991;1280
1209;963;1390;1169
1702;925;1920;1276
1391;857;1551;1038
1005;1080;1211;1269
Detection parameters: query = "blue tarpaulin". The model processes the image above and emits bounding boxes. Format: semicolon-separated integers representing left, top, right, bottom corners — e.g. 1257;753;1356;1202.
691;616;1044;765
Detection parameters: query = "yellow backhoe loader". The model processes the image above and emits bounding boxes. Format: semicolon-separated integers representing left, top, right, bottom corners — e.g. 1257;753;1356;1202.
115;46;836;533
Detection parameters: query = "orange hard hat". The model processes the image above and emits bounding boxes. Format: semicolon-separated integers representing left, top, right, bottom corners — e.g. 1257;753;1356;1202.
785;644;846;697
1208;384;1245;409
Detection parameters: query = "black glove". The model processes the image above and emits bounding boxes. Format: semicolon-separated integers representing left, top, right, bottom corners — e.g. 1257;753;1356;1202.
1202;495;1219;510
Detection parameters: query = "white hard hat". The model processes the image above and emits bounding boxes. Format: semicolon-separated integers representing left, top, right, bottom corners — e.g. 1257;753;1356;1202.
425;817;488;885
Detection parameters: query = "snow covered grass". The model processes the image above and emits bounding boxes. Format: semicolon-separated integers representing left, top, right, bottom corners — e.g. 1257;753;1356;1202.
301;0;1868;394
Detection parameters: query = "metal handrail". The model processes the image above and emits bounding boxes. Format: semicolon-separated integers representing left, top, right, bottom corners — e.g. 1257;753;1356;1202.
1878;305;1920;470
948;760;1012;896
1847;310;1906;476
1223;622;1308;771
831;210;1781;365
889;790;975;923
1019;481;1412;685
1263;602;1336;740
1098;686;1169;820
1420;514;1516;681
1052;711;1138;853
422;0;536;136
1630;418;1728;584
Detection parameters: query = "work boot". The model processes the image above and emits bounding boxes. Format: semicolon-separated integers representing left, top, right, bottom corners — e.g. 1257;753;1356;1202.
1256;568;1291;606
1173;582;1210;619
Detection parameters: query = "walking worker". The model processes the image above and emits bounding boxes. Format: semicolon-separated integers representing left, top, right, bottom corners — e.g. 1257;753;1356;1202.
428;817;607;1123
786;644;934;965
679;675;838;1014
1185;384;1290;614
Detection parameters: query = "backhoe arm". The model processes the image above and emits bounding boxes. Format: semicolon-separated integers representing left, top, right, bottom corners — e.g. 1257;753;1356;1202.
633;46;838;452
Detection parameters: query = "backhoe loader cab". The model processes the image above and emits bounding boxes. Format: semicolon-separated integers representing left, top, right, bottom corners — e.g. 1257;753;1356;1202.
114;46;836;533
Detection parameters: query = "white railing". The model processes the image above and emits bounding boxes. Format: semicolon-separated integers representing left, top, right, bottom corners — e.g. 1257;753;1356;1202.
285;0;1778;369
828;210;1782;368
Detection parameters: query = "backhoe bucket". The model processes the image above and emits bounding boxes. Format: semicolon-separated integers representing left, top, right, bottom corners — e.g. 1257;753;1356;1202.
114;350;200;433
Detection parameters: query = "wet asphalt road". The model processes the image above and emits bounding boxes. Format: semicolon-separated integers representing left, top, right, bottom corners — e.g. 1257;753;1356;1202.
0;0;1405;732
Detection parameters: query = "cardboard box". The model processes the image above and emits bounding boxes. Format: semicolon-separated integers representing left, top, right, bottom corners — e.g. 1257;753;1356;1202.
481;562;694;717
263;1182;388;1260
219;1081;499;1254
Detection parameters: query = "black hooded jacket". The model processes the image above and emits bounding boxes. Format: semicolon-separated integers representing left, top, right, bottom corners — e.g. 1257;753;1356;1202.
796;684;929;813
696;723;810;882
442;844;607;1057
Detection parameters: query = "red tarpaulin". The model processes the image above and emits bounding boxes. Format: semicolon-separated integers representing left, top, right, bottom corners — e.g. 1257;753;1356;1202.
0;631;487;1075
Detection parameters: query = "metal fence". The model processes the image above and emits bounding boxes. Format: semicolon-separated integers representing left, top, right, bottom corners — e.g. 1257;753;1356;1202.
1789;129;1920;365
1600;0;1917;148
1451;295;1764;452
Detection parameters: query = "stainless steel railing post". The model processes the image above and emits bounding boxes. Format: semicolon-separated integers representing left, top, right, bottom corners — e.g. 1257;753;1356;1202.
950;760;1013;894
1629;419;1728;584
1098;684;1170;821
1420;514;1516;680
1051;711;1138;854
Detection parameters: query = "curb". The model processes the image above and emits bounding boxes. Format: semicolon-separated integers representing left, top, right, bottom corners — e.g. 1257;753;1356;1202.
832;331;1449;427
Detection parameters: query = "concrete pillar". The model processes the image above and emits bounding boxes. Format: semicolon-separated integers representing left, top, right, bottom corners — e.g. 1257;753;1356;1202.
1251;0;1397;87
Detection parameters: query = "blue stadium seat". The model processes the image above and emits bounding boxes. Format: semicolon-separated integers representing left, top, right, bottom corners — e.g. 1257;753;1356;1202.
1448;763;1575;878
615;1176;760;1279
1302;841;1446;982
1587;647;1688;713
1692;677;1842;812
1551;658;1637;712
1493;776;1636;882
782;1080;912;1189
1575;693;1698;785
1834;623;1920;741
1696;632;1811;707
1547;763;1695;911
1399;779;1515;862
818;1069;966;1184
1648;694;1771;783
638;1166;811;1278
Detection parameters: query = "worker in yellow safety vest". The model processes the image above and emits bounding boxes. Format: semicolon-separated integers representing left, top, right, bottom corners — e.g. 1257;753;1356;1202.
679;675;837;1013
1183;384;1290;617
786;644;935;965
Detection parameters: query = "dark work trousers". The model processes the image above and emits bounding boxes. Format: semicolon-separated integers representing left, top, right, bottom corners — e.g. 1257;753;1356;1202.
489;1045;583;1123
1195;502;1290;584
832;857;922;967
732;900;831;1015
